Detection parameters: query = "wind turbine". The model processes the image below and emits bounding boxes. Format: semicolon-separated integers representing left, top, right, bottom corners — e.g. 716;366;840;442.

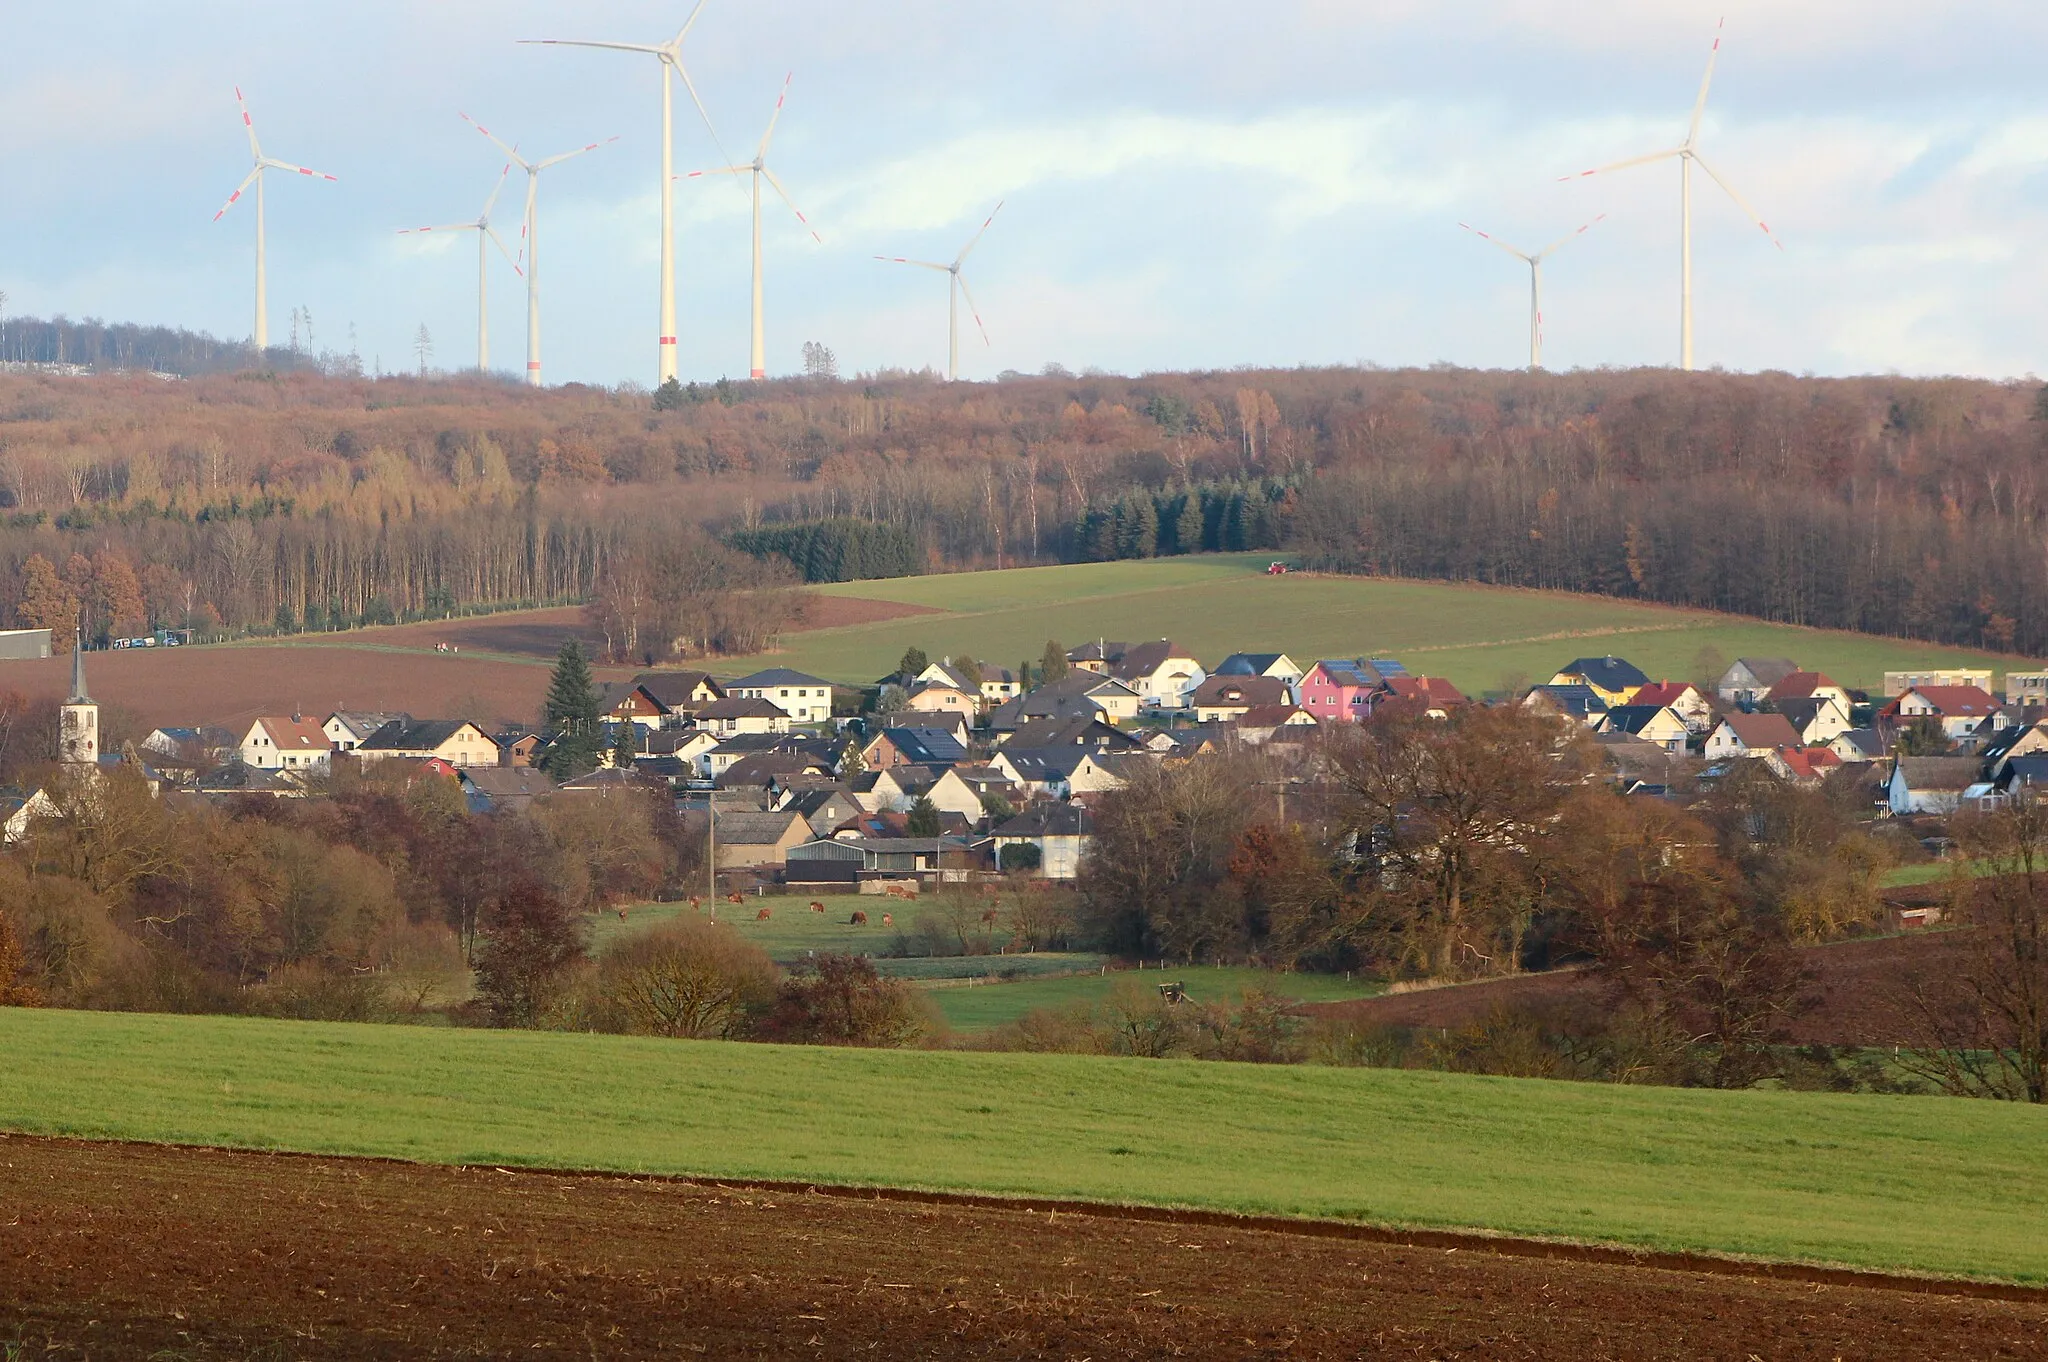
1457;215;1605;371
687;73;821;380
522;2;725;387
461;115;615;387
875;202;1003;382
396;164;523;372
1561;18;1779;370
211;87;336;354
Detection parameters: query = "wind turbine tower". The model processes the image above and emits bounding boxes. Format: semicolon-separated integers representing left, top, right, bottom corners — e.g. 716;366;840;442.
876;201;1003;382
1561;18;1779;370
462;116;615;386
397;164;522;372
522;1;724;387
688;73;821;379
1457;216;1605;370
212;88;336;354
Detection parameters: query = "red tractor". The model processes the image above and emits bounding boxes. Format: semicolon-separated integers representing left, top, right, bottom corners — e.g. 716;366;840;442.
1266;561;1291;576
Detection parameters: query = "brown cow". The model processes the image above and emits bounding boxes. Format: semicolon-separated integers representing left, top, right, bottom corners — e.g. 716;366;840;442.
881;912;893;926
809;901;826;913
726;892;744;905
618;908;630;921
849;910;869;925
689;896;702;910
756;907;772;921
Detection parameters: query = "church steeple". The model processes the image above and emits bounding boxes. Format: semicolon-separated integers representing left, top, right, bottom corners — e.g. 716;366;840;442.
68;627;89;703
60;628;98;768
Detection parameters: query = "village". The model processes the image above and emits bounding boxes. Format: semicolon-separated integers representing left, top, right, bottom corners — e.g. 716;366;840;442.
27;635;2043;900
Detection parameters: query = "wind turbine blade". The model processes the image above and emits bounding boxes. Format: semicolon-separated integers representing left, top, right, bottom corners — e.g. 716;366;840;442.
1533;213;1607;260
759;71;793;159
1688;17;1726;148
1457;222;1532;262
232;86;264;162
486;225;524;277
536;135;619;170
1558;147;1686;180
762;167;821;243
874;256;952;273
261;157;337;182
518;39;665;54
954;200;1004;267
1691;153;1783;248
957;272;991;347
480;162;512;221
212;167;261;221
462;113;532;170
674;62;729;159
672;0;710;46
396;222;477;235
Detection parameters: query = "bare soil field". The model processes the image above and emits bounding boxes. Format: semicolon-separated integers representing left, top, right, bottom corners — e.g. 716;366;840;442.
2;1136;2042;1360
1303;930;1972;1048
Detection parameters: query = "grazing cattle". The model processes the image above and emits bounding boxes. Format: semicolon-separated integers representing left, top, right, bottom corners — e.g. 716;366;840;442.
849;910;869;925
809;901;826;914
881;913;893;926
689;896;702;910
618;908;630;921
756;907;772;921
726;892;744;905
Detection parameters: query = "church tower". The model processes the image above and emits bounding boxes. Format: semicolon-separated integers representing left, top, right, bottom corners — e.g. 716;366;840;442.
59;631;97;769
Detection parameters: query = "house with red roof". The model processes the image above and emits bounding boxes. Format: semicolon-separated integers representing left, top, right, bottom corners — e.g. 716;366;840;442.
1626;680;1715;733
1766;746;1843;785
1890;685;2004;741
1377;675;1467;719
1765;671;1854;716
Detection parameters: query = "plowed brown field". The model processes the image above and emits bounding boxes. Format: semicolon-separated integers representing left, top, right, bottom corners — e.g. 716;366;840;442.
3;1136;2044;1360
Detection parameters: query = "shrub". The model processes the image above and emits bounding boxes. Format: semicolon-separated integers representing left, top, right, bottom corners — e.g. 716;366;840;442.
759;953;933;1047
594;920;776;1039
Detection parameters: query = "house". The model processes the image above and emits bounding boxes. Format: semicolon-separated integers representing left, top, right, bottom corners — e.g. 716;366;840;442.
459;766;557;815
1774;696;1853;746
1234;705;1318;744
238;716;333;773
727;669;834;725
922;766;990;825
324;711;406;753
495;730;545;768
1187;674;1292;723
1548;657;1649;707
1891;685;2003;741
861;725;969;770
1598;704;1690;754
778;785;866;837
1883;668;1993;699
913;659;1021;705
1765;746;1843;786
784;835;976;882
1520;684;1609;726
702;733;800;778
990;802;1095;879
1065;640;1122;674
1627;681;1716;734
632;670;725;722
713;809;815;870
1829;728;1887;764
2005;671;2048;708
1765;671;1855;717
989;747;1128;799
1212;652;1304;692
1107;640;1206;710
1717;657;1800;706
1995;755;2048;797
356;718;501;768
1887;756;1993;816
902;680;979;718
1594;731;1690;794
142;726;235;762
1703;711;1803;759
696;696;792;737
999;715;1144;753
1300;659;1402;723
990;672;1143;729
557;766;668;797
846;768;908;812
1376;675;1468;719
716;752;831;793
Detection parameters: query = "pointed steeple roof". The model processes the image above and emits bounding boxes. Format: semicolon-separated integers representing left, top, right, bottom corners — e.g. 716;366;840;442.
67;628;90;704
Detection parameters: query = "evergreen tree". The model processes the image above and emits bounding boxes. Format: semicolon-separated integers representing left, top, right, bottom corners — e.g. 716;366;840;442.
897;646;929;679
1173;496;1202;556
906;794;941;837
1040;639;1069;685
542;637;601;778
1128;495;1159;558
611;721;637;770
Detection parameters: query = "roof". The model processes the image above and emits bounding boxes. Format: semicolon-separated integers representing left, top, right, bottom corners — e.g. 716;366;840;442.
1110;640;1193;681
1066;641;1125;663
2000;755;2048;788
460;767;557;799
714;810;811;845
1237;704;1313;729
1775;697;1843;731
360;718;482;752
1716;712;1802;749
732;668;832;690
999;747;1102;780
1214;653;1291;676
1602;704;1679;736
1765;671;1840;703
328;711;408;741
1522;684;1609;719
632;671;723;707
878;726;968;765
698;696;790;720
1900;685;2000;716
1556;656;1649;692
252;716;331;751
1774;747;1843;780
707;732;796;756
1311;659;1393;689
1380;676;1466;707
1188;674;1291;708
1893;756;1982;792
993;803;1094;837
717;753;830;788
1729;657;1801;687
1833;728;1887;759
1001;716;1142;750
1629;681;1702;708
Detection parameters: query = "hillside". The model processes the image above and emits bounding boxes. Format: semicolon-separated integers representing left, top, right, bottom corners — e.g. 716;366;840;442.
4;1008;2046;1282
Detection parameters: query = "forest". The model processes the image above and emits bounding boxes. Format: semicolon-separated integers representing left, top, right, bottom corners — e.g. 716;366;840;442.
3;316;2048;657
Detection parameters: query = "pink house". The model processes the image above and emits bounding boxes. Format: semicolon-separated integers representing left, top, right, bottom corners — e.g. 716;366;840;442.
1299;659;1398;723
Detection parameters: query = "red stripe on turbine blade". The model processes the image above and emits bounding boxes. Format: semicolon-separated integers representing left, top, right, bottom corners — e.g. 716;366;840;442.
659;337;677;344
527;362;541;370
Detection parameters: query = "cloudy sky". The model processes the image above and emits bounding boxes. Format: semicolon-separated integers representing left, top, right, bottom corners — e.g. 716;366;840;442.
2;2;2045;385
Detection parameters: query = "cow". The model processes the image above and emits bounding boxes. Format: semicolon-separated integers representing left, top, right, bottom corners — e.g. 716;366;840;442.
881;913;893;926
849;910;869;926
809;901;826;914
689;896;702;910
756;907;772;921
618;908;630;921
726;892;744;905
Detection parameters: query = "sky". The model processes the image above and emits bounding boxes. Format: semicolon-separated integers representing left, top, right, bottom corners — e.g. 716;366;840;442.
2;1;2046;386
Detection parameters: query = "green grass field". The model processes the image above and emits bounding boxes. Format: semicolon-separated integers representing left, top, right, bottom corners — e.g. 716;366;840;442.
711;554;2034;695
3;1009;2044;1282
927;963;1380;1032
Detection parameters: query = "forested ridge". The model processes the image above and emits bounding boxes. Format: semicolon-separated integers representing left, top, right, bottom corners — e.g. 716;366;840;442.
1;351;2045;656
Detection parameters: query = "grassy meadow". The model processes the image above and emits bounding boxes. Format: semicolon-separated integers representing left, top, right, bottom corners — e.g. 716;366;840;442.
3;1008;2045;1282
926;963;1379;1033
713;554;2036;694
